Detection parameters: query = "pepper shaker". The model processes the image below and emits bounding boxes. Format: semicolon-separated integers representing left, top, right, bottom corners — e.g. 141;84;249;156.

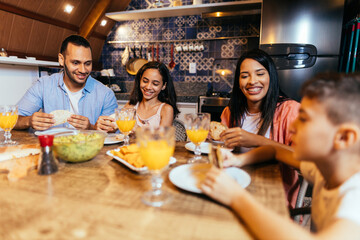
38;135;58;175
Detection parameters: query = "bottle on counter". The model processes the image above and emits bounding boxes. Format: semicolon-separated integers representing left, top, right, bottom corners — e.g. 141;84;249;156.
38;135;58;175
0;48;8;57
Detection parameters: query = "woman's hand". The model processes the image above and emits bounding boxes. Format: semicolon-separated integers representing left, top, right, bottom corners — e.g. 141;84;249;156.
219;148;245;168
201;166;245;206
220;127;262;148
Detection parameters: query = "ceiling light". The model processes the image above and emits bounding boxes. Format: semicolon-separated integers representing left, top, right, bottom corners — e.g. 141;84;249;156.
64;4;74;14
215;69;232;76
100;20;107;26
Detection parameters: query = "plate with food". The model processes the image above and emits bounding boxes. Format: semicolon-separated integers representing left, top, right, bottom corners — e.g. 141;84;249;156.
104;133;124;145
169;163;251;194
106;144;176;173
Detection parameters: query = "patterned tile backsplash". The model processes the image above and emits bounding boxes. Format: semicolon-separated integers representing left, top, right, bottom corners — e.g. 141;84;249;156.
101;0;260;96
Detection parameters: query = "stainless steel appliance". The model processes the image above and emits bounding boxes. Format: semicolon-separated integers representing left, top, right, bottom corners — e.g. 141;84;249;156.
198;96;230;122
260;0;345;101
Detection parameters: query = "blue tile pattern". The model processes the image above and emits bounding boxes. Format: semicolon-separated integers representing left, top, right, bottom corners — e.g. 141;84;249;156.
101;0;260;94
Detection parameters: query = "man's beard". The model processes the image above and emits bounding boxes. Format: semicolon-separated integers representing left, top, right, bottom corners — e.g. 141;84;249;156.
64;63;88;87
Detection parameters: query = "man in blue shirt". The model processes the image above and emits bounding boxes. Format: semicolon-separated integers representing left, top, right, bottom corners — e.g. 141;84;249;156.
15;35;117;132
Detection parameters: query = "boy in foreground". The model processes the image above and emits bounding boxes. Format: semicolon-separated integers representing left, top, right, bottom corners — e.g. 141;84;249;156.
201;73;360;239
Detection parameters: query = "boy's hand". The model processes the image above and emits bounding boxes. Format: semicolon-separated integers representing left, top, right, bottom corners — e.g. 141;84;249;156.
201;166;245;206
220;148;246;168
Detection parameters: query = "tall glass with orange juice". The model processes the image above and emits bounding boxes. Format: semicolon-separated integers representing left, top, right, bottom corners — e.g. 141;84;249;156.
115;108;136;146
184;113;210;163
136;126;175;207
0;105;18;145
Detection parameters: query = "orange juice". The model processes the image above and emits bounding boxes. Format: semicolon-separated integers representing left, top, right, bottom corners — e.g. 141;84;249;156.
0;112;18;130
116;119;136;133
186;128;209;144
139;140;174;170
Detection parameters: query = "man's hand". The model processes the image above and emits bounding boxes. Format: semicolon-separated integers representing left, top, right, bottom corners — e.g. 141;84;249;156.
68;115;91;130
30;112;55;130
95;116;117;133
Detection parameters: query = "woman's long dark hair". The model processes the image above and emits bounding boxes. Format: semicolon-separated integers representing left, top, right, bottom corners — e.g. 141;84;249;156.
129;61;180;119
229;49;288;136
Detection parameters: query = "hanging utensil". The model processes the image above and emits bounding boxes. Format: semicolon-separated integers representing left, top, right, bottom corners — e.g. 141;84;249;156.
121;46;130;66
156;44;160;62
151;45;155;62
169;44;175;69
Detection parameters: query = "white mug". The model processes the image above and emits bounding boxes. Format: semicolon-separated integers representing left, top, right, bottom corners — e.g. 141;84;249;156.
175;45;182;52
182;45;189;51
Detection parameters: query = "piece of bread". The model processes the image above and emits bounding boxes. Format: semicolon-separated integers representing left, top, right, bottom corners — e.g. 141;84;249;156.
50;110;72;126
208;144;223;169
210;121;227;141
0;144;40;181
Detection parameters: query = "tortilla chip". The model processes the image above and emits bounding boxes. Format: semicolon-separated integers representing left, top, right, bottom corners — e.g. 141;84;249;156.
50;110;72;126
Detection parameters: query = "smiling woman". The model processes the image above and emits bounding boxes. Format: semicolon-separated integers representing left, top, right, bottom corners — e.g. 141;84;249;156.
219;48;301;210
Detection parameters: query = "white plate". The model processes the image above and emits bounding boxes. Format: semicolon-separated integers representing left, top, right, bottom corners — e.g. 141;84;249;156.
185;142;232;154
185;142;211;154
34;127;78;136
169;163;251;194
104;133;124;145
106;148;176;174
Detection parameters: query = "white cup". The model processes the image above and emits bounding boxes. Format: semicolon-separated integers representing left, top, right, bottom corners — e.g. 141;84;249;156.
182;45;189;51
107;69;115;77
199;44;204;51
193;0;202;5
175;45;182;52
189;44;194;51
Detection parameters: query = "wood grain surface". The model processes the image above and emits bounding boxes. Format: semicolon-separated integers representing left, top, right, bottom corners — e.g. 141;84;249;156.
0;130;288;240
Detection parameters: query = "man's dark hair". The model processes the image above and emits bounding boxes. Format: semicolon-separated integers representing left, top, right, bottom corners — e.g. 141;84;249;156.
302;73;360;125
60;35;92;54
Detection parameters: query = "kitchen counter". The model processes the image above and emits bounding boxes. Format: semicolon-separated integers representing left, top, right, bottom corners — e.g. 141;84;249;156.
0;130;288;239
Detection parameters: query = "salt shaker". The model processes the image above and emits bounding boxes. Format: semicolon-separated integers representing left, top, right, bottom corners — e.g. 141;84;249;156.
38;135;58;175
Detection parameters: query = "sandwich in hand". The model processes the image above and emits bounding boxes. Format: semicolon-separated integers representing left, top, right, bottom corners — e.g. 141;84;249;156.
209;121;227;141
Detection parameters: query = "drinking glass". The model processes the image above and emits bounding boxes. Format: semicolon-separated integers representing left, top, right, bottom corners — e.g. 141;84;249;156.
0;105;18;145
136;126;175;207
184;113;210;163
115;108;136;146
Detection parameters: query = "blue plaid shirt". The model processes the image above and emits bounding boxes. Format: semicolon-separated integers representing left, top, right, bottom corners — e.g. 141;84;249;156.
17;72;117;126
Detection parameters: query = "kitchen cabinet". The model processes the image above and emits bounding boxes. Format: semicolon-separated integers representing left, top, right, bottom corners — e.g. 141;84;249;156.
106;0;262;21
0;58;59;105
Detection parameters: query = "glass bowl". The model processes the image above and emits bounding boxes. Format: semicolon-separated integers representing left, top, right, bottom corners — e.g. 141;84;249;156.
53;130;107;163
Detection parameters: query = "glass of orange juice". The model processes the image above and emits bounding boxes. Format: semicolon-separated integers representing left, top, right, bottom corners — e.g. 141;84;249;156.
0;105;19;146
184;113;210;163
136;126;175;207
115;108;136;146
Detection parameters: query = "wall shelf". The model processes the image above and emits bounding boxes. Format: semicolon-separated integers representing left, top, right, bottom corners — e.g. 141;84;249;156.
108;35;258;44
105;0;262;21
0;57;59;67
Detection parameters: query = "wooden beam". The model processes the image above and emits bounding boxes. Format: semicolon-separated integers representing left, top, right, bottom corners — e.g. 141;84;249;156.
0;2;107;40
79;0;113;39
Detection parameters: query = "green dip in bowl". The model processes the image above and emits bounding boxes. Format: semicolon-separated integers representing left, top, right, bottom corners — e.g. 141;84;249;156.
53;130;107;163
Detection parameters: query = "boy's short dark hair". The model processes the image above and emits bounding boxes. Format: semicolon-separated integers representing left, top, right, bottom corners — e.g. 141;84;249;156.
60;35;92;54
301;73;360;125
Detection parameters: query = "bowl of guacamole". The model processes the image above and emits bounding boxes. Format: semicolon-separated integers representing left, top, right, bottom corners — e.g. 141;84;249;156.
53;130;107;163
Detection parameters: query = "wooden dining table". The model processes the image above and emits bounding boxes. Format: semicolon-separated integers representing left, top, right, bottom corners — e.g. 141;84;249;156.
0;130;288;240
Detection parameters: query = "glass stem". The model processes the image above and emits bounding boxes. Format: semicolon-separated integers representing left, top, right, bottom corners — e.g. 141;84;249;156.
4;131;11;143
124;134;129;145
194;144;201;156
151;172;163;195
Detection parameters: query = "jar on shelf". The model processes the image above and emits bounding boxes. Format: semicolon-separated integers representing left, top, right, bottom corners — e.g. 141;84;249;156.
0;48;8;57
